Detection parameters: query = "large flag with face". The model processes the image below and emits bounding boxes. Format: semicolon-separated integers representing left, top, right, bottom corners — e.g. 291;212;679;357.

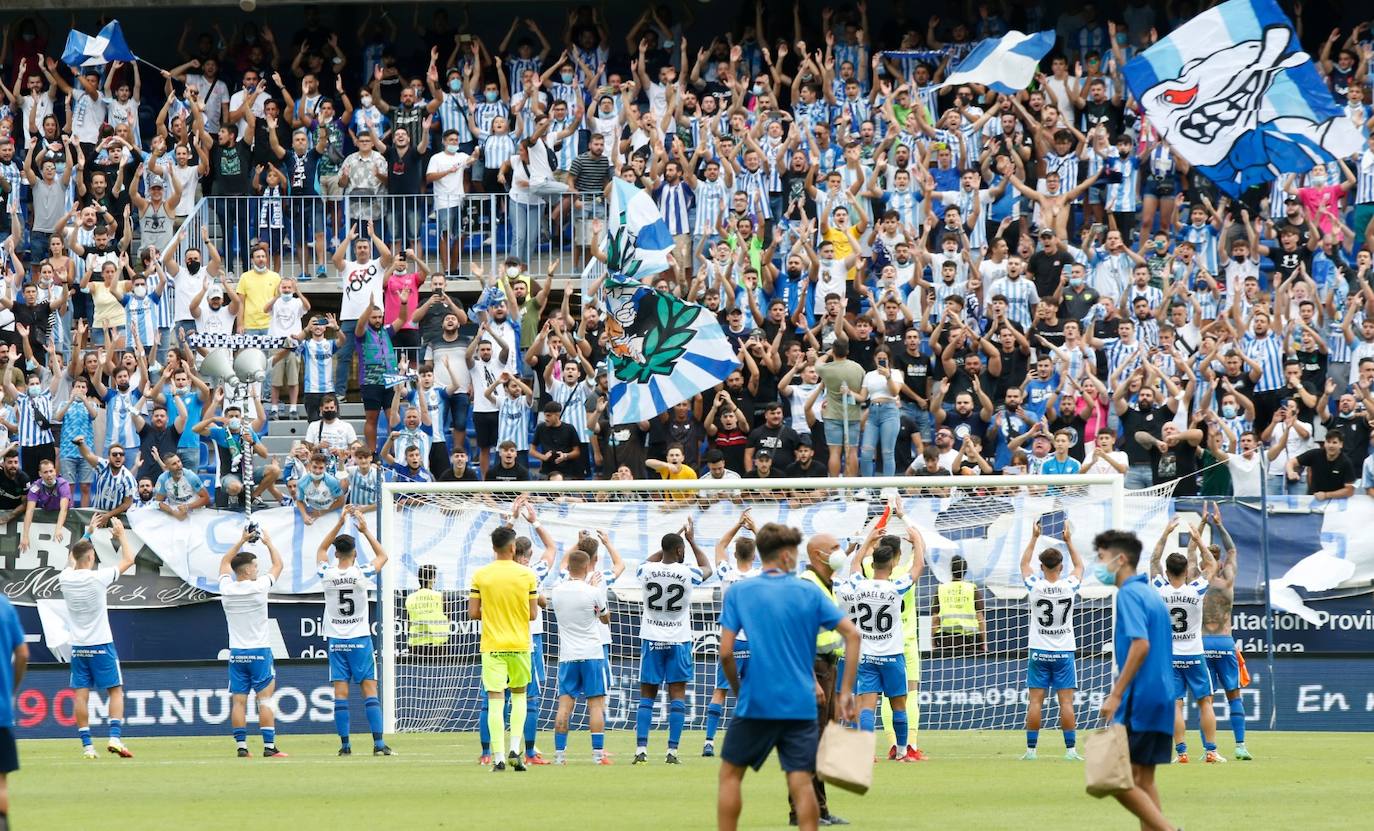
1122;0;1364;197
601;181;737;424
62;21;137;68
939;31;1056;95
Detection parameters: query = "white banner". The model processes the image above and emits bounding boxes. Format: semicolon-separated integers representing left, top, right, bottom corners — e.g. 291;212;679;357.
387;490;1130;594
126;506;379;595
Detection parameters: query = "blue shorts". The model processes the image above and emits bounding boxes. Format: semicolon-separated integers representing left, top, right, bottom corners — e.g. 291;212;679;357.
327;636;376;683
63;454;96;485
824;417;860;447
1203;635;1240;693
228;648;276;694
530;633;546;694
71;643;123;690
557;658;609;699
1128;729;1173;766
1172;656;1214;701
856;655;907;698
446;392;471;435
721;717;819;773
435;205;464;237
1026;649;1077;691
639;640;693;686
714;650;750;690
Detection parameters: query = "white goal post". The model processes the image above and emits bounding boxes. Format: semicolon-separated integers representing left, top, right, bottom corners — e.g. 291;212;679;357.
377;474;1129;739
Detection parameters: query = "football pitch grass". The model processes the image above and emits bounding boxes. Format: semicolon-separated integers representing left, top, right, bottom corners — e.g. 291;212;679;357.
16;730;1369;829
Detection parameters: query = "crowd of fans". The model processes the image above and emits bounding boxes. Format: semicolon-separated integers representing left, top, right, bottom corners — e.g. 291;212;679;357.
0;2;1369;518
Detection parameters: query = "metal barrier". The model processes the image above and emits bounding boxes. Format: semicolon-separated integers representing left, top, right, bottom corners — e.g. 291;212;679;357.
164;191;609;281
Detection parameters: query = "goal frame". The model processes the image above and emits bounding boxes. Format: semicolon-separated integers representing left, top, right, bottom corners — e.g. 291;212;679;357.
378;474;1126;734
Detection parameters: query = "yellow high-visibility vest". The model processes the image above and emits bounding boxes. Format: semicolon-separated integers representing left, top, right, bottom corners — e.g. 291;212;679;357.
801;570;845;657
937;580;978;634
405;588;449;647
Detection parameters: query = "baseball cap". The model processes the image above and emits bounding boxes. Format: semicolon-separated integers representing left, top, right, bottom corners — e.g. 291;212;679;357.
207;286;225;300
796;434;814;447
1037;227;1055;238
754;448;774;459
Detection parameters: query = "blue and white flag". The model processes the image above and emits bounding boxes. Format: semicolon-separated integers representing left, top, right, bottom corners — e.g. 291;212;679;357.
603;276;740;424
939;31;1055;95
62;21;137;68
606;178;675;281
1123;0;1364;197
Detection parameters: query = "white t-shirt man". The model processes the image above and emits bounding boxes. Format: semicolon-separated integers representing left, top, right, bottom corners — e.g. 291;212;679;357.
549;578;608;662
227;88;267;140
195;294;237;335
305;418;359;451
58;567;118;646
339;258;385;321
171;265;210;323
427;150;471;210
468;354;504;414
70;91;109;144
219;571;275;649
268;295;305;339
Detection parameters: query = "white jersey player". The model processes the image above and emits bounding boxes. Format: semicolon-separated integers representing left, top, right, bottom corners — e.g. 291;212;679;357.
218;523;285;758
316;506;392;756
846;522;926;754
1151;518;1222;764
507;496;558;766
704;511;760;757
59;518;137;758
549;549;612;765
1019;520;1085;761
632;519;709;765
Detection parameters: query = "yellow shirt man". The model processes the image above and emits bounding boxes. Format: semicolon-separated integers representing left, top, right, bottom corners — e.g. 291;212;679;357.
237;265;282;332
469;530;538;766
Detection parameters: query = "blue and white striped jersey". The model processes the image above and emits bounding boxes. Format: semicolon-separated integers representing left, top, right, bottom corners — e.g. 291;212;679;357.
495;389;531;451
297;338;339;394
91;459;137;512
1242;332;1285;393
17;390;55;446
102;388;142;454
656;181;693;236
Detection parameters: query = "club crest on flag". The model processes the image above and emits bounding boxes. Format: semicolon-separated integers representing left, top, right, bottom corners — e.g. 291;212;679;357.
604;278;697;379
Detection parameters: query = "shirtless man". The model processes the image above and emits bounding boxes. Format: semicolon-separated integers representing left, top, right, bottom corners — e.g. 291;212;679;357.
1007;168;1102;240
1200;502;1253;761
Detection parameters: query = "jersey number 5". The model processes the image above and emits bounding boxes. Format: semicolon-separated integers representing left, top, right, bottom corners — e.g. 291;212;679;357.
337;588;355;618
646;583;686;613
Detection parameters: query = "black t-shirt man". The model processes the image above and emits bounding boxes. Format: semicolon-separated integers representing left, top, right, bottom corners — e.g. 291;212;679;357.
385;143;423;194
0;465;30;514
1295;446;1356;495
1120;403;1172;465
746;422;801;470
483;460;530;482
136;420;182;482
1029;249;1074;298
211;140;254;196
534;421;583;478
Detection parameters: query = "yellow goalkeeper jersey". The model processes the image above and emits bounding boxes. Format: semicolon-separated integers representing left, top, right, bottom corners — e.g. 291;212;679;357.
469;560;537;653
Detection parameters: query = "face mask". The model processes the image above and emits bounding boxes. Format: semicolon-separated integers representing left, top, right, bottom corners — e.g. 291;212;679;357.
1116;34;1129;45
118;382;131;393
133;286;147;298
26;385;40;397
186;260;201;274
484;91;499;102
39;278;52;289
360;95;373;108
1093;558;1118;586
448;78;462;92
751;84;765;96
560;72;574;83
1310;174;1327;186
444;144;459;154
827;549;848;572
253;264;267;273
227;418;242;432
323;410;337;421
505;266;521;278
308;472;323;482
1222;404;1237;419
282;291;294;299
1069;276;1085;288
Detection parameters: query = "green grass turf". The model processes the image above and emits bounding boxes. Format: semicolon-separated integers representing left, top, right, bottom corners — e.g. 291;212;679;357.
14;730;1370;829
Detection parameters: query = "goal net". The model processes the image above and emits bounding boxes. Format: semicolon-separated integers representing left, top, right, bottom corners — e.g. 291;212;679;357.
379;475;1142;740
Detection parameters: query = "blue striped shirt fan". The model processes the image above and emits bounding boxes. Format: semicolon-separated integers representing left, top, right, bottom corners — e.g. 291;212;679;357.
496;390;531;451
91;459;137;512
298;339;338;394
1243;331;1285;393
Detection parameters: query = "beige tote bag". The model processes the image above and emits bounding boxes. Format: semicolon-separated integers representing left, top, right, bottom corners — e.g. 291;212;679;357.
816;722;875;796
1084;724;1135;797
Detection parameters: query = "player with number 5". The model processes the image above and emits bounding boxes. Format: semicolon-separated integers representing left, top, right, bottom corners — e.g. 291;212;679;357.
1150;517;1221;764
1019;520;1085;761
632;519;710;765
845;522;926;753
317;506;393;756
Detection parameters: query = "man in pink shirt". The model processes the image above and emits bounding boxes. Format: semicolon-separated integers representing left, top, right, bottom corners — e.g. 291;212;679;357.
383;249;428;365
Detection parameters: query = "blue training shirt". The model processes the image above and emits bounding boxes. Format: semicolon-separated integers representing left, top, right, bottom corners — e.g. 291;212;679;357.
0;595;25;728
719;571;843;720
1113;573;1176;735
